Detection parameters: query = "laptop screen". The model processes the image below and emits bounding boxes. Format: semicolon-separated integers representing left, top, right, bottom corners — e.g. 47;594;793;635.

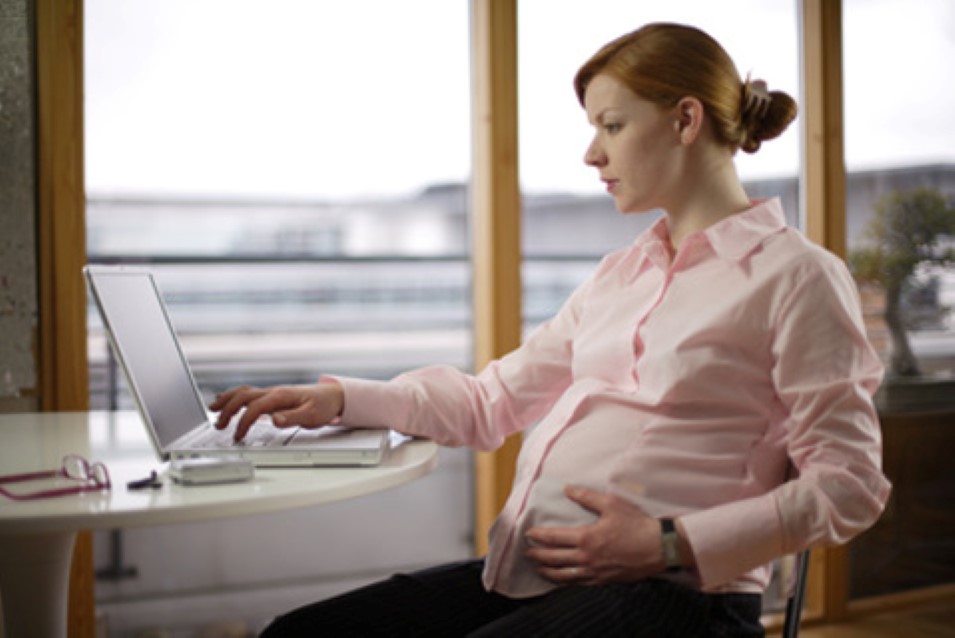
86;267;210;451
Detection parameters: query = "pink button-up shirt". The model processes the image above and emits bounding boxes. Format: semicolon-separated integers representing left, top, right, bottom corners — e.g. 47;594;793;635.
334;198;891;598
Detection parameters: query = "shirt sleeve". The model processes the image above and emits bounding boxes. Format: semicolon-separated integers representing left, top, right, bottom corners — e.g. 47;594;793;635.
680;251;892;589
326;276;594;451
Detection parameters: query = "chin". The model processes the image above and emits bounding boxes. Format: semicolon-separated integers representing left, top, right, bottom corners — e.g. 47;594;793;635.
616;202;659;215
612;193;657;215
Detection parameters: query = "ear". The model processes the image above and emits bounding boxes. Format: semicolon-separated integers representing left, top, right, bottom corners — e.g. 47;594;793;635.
673;97;704;145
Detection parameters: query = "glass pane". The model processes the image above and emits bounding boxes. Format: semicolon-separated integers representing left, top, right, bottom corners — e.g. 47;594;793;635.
843;0;955;600
518;1;801;617
85;1;473;633
85;0;472;402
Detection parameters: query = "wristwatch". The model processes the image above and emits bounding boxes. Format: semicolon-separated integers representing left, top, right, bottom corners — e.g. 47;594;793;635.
660;518;683;572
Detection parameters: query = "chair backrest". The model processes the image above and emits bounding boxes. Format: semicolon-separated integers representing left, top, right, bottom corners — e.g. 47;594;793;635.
781;550;810;638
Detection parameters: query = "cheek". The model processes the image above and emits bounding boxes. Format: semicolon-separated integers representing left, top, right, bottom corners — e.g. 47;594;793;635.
630;132;678;176
617;130;660;165
617;143;658;180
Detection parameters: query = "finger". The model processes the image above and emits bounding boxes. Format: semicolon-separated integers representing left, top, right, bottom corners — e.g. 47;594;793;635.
210;390;234;423
525;545;581;569
233;394;278;441
563;485;614;514
270;410;295;427
525;526;582;549
537;564;592;585
272;406;315;428
208;389;235;411
234;388;301;441
214;386;259;430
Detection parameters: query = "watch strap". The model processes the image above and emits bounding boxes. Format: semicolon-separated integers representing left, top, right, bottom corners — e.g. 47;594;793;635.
660;517;682;572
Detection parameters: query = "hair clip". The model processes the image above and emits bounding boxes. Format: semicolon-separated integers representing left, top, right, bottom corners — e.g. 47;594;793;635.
743;78;771;120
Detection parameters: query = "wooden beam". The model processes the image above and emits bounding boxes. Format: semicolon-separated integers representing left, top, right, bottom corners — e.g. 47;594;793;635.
469;0;523;556
801;0;847;259
35;0;93;636
800;0;849;622
36;0;89;413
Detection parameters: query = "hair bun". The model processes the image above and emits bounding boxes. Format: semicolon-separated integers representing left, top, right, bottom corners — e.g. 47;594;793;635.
738;77;797;154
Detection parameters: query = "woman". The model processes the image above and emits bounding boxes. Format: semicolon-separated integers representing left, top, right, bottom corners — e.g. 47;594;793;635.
213;23;890;636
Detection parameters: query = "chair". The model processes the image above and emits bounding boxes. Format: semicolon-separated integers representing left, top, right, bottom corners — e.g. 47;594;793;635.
778;457;810;638
781;549;810;638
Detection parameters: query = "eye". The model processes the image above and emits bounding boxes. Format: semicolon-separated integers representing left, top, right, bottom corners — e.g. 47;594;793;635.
602;122;622;134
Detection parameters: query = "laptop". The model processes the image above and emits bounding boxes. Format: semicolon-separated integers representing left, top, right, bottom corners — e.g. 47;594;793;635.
84;265;391;467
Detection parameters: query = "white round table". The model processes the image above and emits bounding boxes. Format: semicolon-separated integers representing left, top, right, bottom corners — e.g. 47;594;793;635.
0;411;438;637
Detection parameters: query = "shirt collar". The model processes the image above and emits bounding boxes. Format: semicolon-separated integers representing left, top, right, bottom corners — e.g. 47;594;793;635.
634;198;787;263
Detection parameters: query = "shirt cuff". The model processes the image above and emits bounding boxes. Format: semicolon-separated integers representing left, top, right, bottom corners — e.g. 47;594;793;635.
679;494;783;589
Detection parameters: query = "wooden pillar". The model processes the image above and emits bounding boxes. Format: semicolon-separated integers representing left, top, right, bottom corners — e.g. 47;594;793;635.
801;0;847;260
800;0;849;622
469;0;523;556
35;0;93;635
36;0;88;412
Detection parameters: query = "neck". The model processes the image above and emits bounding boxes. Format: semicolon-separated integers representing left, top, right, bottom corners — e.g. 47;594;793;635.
664;150;750;250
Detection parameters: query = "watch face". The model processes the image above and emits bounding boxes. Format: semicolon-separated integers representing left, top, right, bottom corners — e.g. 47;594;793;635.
663;534;680;567
660;518;682;570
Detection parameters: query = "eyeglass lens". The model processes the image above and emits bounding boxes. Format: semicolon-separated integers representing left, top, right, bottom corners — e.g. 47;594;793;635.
62;455;92;481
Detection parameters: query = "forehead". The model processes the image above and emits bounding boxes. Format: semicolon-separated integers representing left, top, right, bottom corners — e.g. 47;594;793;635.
583;74;640;119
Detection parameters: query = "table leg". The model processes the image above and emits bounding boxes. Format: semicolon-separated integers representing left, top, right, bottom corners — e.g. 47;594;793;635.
0;530;77;638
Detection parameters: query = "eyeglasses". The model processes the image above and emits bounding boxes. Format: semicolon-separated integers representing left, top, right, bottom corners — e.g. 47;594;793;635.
0;454;112;501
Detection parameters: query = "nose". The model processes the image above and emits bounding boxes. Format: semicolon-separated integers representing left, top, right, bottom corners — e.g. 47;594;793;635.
584;136;606;167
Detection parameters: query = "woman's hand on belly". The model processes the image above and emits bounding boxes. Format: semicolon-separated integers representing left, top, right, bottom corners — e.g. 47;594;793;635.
524;485;673;586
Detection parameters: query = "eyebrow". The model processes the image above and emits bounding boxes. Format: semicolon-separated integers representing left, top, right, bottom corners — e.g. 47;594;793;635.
590;109;619;126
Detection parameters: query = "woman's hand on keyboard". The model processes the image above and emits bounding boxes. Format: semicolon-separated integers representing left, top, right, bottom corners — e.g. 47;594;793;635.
210;381;345;443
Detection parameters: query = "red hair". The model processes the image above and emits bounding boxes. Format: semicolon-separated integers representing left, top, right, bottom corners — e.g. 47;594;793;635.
574;23;797;154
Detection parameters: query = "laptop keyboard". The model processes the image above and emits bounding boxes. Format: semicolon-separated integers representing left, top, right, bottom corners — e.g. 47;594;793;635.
191;421;294;449
239;426;295;447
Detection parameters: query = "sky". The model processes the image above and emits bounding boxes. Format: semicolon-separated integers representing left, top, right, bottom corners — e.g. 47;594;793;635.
84;0;955;202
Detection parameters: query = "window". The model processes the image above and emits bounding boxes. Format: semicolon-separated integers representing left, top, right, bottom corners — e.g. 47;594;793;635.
84;2;473;632
842;0;955;601
85;0;472;405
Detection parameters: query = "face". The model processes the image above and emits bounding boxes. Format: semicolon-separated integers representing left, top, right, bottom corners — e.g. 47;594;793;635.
583;74;683;214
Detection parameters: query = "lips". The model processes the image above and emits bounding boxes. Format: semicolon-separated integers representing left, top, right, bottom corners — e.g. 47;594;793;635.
602;179;619;193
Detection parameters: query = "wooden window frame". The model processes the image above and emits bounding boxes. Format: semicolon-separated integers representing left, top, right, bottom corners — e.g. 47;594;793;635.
35;0;92;636
469;0;522;557
800;0;848;625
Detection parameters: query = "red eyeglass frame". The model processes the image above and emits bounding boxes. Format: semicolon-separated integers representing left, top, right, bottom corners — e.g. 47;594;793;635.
0;454;112;501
